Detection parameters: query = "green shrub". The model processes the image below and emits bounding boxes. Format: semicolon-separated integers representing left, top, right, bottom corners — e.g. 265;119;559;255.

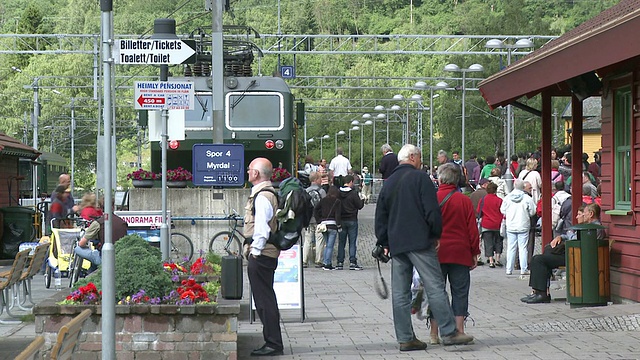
75;234;172;302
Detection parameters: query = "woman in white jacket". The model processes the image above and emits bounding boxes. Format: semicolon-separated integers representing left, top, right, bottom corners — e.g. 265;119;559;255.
517;158;542;204
500;179;537;276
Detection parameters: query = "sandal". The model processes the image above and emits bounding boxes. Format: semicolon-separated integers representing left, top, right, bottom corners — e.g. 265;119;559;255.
495;261;503;267
489;263;496;268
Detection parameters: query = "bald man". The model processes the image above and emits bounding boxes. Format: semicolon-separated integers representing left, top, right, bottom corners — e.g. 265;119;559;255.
243;157;284;356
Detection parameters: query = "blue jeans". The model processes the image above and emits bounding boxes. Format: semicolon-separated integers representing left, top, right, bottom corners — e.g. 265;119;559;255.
439;263;470;317
337;220;358;264
391;248;457;343
322;229;338;266
74;246;101;266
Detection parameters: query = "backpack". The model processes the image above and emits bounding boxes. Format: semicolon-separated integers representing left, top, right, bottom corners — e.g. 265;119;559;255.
307;188;322;209
253;177;313;250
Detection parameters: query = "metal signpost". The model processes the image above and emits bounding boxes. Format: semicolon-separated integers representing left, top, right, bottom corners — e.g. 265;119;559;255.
192;144;245;187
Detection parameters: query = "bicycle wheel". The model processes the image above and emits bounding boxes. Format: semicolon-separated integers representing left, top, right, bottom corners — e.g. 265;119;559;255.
69;254;82;288
170;232;194;262
209;231;242;257
44;264;51;289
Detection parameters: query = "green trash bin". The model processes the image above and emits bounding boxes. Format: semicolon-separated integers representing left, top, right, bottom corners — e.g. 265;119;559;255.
0;206;36;259
565;223;609;308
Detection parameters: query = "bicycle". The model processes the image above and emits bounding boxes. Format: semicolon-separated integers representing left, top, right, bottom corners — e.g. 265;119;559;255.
68;218;92;287
208;211;245;257
169;228;194;262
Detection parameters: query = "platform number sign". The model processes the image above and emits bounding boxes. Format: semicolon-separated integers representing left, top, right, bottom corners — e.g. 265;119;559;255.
281;65;295;79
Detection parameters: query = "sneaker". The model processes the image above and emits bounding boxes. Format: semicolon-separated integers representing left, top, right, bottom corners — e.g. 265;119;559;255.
506;271;512;275
399;338;427;351
521;270;530;275
430;334;440;345
322;265;334;271
335;263;344;270
441;331;474;346
315;263;324;268
349;263;363;270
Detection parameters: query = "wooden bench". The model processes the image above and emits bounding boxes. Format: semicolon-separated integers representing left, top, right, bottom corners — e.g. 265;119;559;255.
17;244;50;310
50;309;92;360
14;336;45;360
0;249;31;324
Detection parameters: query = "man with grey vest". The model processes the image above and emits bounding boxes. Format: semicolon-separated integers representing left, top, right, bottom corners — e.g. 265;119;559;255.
243;157;283;356
303;171;326;268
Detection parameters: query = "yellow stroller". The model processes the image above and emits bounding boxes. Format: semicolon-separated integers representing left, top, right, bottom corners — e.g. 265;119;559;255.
42;224;92;288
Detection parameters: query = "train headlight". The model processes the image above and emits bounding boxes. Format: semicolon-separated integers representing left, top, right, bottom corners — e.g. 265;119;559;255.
265;140;275;149
274;140;284;149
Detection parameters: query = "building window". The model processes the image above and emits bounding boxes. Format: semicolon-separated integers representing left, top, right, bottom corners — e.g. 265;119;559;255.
614;86;632;209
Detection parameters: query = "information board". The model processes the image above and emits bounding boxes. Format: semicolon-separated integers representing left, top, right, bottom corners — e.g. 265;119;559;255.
251;244;304;322
192;144;244;187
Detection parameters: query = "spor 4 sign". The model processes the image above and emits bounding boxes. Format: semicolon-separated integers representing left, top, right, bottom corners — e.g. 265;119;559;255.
192;144;245;187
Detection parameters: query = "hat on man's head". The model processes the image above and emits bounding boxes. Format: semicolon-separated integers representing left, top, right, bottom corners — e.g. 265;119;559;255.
478;178;490;186
362;167;369;173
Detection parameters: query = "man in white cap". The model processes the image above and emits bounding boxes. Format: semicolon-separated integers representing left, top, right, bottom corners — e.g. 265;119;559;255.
361;166;372;204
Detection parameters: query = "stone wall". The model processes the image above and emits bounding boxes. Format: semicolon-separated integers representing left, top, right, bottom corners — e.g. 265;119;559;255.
128;188;250;253
33;293;240;360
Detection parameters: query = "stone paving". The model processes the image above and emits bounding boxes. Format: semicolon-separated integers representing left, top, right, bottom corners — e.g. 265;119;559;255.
3;202;640;359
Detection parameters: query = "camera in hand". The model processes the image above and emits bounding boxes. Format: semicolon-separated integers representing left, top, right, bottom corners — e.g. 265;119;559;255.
371;245;390;263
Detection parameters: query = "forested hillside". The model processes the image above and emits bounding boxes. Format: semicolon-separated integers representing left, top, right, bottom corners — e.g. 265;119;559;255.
0;0;620;188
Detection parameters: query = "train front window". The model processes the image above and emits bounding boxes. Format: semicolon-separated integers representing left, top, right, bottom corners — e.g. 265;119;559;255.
225;92;284;131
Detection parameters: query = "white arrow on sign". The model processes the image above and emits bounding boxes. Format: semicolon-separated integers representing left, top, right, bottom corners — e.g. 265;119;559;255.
113;39;196;65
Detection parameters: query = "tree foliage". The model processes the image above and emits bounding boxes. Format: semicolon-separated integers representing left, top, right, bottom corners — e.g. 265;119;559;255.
0;0;623;184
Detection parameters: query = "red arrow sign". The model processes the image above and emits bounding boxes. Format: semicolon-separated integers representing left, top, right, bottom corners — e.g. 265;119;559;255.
137;95;166;106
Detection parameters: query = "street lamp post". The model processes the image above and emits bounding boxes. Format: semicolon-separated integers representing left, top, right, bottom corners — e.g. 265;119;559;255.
69;98;76;195
351;119;372;170
335;130;345;155
392;94;409;144
444;63;484;162
414;81;447;173
306;137;314;157
348;126;359;160
320;134;329;160
374;105;389;144
485;38;534;162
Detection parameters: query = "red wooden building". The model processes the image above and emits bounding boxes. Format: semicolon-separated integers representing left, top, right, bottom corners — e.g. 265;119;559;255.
479;0;640;303
0;132;40;208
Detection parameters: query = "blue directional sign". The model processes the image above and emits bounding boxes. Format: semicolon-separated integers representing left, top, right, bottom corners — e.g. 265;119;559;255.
192;144;245;187
280;65;295;79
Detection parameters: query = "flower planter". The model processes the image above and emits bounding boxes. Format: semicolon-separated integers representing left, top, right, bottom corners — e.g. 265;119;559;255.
132;179;155;188
33;292;240;359
167;180;188;188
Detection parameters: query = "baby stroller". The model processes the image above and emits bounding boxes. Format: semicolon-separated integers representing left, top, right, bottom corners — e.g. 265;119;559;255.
43;221;92;288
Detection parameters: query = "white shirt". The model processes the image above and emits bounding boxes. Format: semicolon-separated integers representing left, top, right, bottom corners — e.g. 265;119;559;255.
250;192;274;256
329;154;351;177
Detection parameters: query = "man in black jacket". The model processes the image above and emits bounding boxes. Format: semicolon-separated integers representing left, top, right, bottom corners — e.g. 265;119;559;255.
375;144;474;351
336;175;364;270
379;144;399;181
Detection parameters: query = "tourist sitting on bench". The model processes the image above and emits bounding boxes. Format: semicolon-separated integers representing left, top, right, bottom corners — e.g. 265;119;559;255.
521;203;605;304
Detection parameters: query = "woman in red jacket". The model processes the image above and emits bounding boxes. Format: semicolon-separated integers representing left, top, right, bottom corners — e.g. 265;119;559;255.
429;163;481;343
477;182;504;267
